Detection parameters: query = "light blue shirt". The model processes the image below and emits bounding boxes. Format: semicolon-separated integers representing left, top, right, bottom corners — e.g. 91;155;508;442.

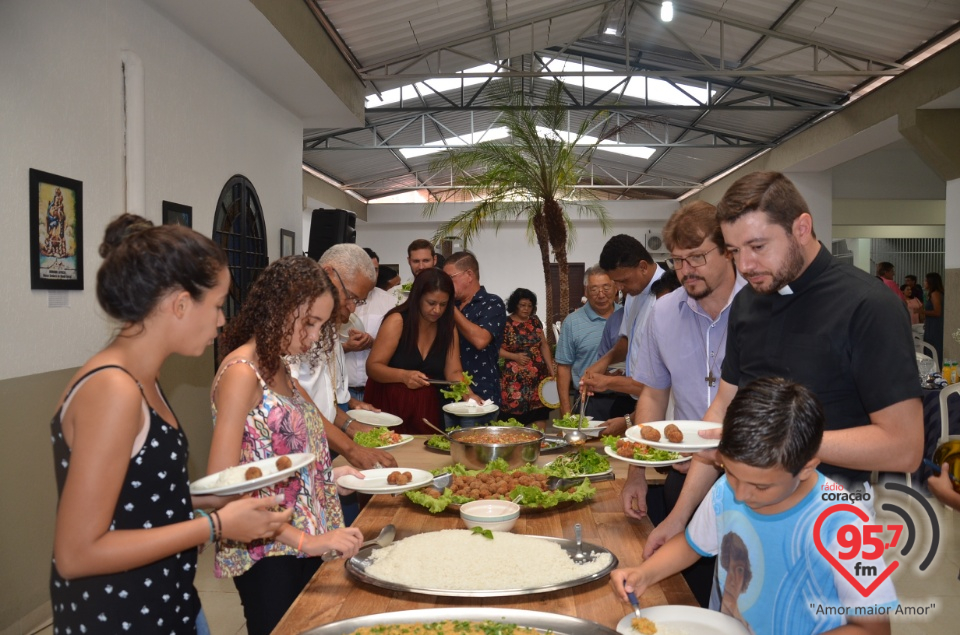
555;302;621;387
619;264;665;381
633;277;746;420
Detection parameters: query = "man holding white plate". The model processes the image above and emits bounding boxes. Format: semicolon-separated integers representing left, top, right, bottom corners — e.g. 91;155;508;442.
617;200;745;606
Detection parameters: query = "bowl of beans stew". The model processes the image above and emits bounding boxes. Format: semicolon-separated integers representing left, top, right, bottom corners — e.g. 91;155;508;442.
448;426;543;469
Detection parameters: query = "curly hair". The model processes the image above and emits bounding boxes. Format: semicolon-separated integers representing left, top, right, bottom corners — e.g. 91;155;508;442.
218;256;339;383
506;288;537;315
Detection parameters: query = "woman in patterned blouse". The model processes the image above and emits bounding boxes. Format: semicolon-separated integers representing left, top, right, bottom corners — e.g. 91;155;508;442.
208;256;364;635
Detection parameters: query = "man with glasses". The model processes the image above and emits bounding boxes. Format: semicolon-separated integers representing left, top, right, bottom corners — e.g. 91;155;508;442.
291;243;398;470
443;251;507;427
618;200;745;606
344;248;399;402
555;265;621;420
581;235;664;424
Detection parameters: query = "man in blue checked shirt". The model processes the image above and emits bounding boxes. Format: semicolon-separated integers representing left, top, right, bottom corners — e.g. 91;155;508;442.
443;251;507;428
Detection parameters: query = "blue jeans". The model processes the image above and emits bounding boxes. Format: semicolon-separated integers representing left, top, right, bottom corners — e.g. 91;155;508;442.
196;608;211;635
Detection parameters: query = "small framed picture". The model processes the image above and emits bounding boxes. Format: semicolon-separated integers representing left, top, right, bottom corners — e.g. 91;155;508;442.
162;201;192;228
29;168;84;290
280;228;296;257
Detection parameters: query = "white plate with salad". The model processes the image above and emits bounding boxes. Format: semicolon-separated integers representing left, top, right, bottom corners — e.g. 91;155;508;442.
442;401;499;417
603;443;690;467
353;428;414;450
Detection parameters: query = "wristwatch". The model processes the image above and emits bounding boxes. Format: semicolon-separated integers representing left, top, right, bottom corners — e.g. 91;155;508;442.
624;414;632;428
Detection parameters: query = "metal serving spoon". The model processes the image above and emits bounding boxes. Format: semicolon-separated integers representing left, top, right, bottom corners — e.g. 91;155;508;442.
571;522;590;563
321;523;396;561
562;390;589;446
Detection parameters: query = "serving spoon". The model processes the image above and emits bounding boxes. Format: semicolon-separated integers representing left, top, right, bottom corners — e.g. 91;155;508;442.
562;390;589;446
321;523;396;562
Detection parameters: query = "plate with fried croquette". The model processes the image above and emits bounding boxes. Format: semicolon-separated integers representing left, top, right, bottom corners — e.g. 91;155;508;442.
624;420;722;452
190;452;316;496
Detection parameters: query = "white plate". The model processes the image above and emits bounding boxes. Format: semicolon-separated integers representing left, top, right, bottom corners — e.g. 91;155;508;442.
337;467;433;494
616;605;750;635
442;402;500;417
338;313;365;343
624;420;722;451
608;361;626;371
346;409;403;427
190;452;315;496
604;445;690;467
378;434;414;450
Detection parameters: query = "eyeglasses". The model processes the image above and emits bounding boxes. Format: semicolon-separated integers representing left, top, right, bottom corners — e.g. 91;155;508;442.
330;268;366;307
665;247;718;271
587;284;614;295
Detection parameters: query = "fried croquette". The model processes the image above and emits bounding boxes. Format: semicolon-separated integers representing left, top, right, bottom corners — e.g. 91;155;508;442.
276;455;292;471
387;471;412;485
640;426;661;442
244;466;263;480
664;423;683;443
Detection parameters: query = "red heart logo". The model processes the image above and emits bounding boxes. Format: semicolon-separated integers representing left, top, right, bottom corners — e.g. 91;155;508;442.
813;503;898;597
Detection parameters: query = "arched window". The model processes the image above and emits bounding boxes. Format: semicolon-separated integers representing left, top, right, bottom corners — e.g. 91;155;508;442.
213;175;267;319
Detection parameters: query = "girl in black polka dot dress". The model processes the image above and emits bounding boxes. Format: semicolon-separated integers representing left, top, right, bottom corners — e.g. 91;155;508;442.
49;215;292;634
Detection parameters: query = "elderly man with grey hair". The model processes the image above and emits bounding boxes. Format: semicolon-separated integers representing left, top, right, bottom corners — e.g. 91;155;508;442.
554;265;620;419
291;243;398;470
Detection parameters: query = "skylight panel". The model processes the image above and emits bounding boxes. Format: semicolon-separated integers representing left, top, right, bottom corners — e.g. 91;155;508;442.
541;57;711;106
534;127;655;160
399;126;510;159
366;64;502;109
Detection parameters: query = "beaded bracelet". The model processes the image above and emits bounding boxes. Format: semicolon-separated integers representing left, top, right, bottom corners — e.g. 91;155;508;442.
195;509;215;543
210;510;223;542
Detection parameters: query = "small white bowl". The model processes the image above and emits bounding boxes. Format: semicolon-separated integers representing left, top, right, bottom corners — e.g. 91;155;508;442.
459;500;520;532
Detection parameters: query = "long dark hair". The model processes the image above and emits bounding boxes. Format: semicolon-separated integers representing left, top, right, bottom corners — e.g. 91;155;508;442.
388;268;456;358
925;272;944;295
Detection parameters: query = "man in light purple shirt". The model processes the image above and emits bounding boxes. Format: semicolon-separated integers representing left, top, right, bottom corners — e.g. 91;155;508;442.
619;200;745;607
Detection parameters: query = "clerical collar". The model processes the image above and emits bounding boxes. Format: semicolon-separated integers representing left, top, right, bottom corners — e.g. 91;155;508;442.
778;285;794;295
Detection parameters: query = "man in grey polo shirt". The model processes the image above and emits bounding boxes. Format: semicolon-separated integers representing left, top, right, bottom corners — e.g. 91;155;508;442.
555;265;619;418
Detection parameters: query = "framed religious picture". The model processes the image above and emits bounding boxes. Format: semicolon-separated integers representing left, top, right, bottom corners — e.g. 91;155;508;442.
29;168;84;291
280;228;296;257
162;200;193;228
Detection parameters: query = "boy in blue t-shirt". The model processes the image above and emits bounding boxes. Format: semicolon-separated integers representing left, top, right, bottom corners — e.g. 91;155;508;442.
612;377;897;635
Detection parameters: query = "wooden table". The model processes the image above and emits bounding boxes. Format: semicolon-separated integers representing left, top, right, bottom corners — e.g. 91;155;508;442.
273;436;694;634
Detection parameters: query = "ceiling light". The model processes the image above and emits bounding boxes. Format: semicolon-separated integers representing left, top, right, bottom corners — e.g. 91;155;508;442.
604;27;618;36
661;1;673;22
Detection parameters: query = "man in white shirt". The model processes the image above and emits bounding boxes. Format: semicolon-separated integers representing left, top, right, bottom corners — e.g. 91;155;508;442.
291;243;397;469
345;248;400;401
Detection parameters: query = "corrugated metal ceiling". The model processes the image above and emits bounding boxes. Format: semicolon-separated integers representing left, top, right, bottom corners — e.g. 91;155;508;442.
304;0;960;201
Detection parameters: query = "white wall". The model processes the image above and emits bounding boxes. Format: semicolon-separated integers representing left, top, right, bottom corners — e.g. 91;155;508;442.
355;200;679;308
0;0;305;381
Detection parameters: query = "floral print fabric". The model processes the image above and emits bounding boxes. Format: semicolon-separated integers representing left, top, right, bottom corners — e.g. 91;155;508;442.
211;360;343;578
500;316;550;415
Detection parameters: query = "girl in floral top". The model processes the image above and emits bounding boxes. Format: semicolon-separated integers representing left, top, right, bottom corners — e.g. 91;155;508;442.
208;256;364;635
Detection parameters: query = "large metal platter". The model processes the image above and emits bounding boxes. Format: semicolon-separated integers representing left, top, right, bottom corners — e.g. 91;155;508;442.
345;535;618;597
300;607;620;635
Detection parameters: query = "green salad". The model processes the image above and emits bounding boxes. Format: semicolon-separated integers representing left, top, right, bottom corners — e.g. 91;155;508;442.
552;413;592;429
353;427;403;448
601;435;681;462
425;419;524;451
543;447;610;478
440;371;474;401
400;281;413;292
405;458;596;513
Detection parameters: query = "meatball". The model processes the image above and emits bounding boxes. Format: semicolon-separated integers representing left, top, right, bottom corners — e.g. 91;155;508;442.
244;466;263;480
664;423;684;443
275;455;292;471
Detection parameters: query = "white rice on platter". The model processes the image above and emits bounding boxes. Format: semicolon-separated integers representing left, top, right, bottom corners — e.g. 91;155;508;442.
363;529;613;590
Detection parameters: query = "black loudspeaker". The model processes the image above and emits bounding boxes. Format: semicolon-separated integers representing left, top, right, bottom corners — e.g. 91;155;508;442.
307;209;356;260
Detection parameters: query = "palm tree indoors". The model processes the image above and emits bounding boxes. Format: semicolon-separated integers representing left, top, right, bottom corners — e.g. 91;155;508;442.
423;80;611;337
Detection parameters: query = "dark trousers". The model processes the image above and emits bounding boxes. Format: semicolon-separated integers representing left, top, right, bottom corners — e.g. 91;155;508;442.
646;470;716;608
232;555;322;635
